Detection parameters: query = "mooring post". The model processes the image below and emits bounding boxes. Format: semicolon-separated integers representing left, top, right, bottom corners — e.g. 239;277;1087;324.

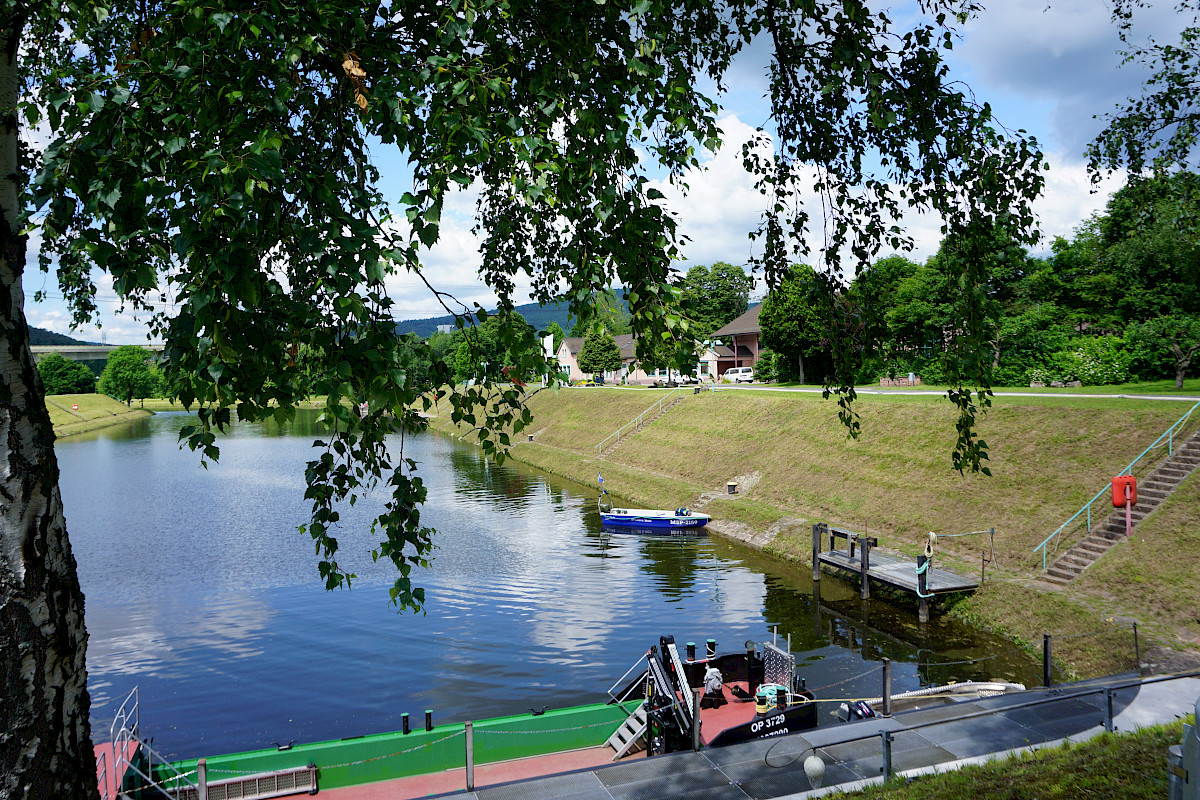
465;721;474;792
881;731;894;780
916;554;929;624
812;524;822;583
692;689;702;751
1043;634;1053;687
882;658;892;716
1133;622;1141;674
197;758;207;800
860;536;870;600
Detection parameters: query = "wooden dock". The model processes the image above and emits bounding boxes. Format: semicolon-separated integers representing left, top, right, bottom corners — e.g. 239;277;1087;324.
811;523;978;622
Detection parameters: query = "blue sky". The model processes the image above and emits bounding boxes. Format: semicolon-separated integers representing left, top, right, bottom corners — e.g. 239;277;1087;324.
23;0;1181;342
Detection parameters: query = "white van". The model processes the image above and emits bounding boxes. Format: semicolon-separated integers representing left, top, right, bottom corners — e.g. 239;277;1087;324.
725;366;754;383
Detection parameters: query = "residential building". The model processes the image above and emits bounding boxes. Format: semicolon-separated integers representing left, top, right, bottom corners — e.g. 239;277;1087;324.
710;304;762;377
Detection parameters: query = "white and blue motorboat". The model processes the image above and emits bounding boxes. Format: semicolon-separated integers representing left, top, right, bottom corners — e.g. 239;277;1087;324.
598;501;710;530
595;473;710;530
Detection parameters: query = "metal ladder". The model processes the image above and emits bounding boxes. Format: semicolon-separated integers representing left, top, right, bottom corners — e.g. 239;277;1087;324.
605;703;649;760
647;647;691;733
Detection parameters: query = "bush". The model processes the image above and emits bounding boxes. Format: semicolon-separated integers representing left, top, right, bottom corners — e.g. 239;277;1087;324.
36;352;97;395
754;349;779;382
1052;336;1132;385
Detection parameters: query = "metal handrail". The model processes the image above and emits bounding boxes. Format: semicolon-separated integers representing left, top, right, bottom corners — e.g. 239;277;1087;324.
799;670;1200;783
96;749;108;800
107;686;199;798
596;387;685;455
122;737;199;798
1034;399;1200;569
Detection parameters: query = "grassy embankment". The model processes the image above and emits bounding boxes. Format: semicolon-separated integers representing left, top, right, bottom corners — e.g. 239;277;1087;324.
426;386;1200;678
45;393;152;437
842;717;1189;800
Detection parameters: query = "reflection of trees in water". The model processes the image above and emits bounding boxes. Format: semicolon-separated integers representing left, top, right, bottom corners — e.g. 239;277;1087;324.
810;593;1041;688
253;408;334;438
446;447;536;504
636;538;703;600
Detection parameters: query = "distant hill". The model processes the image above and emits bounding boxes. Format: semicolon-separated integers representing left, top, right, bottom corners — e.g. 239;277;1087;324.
29;326;99;346
397;295;633;338
396;299;574;338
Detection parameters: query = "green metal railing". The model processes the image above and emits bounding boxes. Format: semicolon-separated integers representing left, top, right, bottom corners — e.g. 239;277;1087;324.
1034;399;1200;569
595;385;713;455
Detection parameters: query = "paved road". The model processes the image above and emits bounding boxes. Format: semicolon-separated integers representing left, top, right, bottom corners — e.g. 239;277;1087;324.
581;384;1200;403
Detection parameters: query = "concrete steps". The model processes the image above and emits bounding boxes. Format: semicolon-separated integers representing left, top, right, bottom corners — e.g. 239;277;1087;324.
1043;432;1200;585
597;399;681;459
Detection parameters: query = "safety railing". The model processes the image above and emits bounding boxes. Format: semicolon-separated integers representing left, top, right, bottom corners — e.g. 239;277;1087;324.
775;670;1200;785
596;387;685;456
107;687;200;799
1034;399;1200;569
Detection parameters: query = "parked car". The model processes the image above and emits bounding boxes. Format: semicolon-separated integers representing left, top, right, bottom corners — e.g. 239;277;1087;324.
725;366;754;383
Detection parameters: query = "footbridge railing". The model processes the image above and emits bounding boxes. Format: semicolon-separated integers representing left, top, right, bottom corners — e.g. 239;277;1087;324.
1034;399;1200;569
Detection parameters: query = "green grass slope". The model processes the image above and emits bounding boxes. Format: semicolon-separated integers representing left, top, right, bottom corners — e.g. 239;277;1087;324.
505;389;1191;569
45;393;152;436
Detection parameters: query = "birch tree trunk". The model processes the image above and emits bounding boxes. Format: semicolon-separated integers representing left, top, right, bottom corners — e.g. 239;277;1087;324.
0;21;95;799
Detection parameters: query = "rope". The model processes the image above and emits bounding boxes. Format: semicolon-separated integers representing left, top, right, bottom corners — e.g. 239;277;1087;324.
914;559;935;598
475;720;618;734
122;768;197;794
921;647;1029;667
1048;628;1132;641
208;730;468;775
808;664;881;693
765;739;817;769
937;529;992;538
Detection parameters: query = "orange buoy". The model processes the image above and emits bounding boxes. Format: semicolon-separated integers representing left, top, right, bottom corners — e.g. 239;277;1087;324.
1111;475;1137;507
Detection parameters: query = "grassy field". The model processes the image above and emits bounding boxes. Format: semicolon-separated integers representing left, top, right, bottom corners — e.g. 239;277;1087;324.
843;717;1189;800
427;385;1200;676
44;393;152;437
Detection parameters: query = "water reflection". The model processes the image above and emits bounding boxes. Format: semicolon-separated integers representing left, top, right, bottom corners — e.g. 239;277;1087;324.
55;410;1044;759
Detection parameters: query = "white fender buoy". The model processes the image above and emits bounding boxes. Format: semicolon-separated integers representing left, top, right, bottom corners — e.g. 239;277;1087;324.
804;755;826;789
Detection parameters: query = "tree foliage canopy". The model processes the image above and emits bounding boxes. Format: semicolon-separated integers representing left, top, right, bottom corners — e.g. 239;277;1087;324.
2;0;1050;790
98;345;161;403
678;262;753;339
577;329;623;379
35;352;95;395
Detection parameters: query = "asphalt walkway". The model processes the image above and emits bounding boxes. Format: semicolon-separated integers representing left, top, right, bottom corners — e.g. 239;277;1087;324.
444;673;1199;800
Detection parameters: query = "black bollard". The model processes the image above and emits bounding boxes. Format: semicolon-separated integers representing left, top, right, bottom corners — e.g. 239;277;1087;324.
402;713;410;735
425;710;433;731
1043;634;1053;687
686;642;696;662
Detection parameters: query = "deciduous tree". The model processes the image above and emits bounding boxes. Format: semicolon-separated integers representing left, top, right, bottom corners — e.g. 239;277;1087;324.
34;352;96;395
2;0;1043;794
98;345;159;404
1127;315;1200;388
577;329;623;382
678;263;753;339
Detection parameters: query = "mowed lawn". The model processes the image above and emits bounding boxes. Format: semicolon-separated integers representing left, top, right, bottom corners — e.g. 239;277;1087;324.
44;393;151;435
504;388;1193;570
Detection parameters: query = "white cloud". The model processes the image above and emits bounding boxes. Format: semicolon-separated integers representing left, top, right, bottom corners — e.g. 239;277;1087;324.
952;0;1186;157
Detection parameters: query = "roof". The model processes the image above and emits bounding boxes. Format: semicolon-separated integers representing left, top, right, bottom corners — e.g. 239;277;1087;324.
562;333;636;359
711;304;762;337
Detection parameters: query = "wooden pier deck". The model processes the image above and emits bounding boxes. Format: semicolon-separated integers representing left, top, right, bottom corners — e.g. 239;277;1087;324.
817;548;978;594
810;523;978;622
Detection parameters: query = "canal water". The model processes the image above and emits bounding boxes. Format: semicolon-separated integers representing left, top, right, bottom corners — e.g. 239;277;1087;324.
58;411;1041;760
